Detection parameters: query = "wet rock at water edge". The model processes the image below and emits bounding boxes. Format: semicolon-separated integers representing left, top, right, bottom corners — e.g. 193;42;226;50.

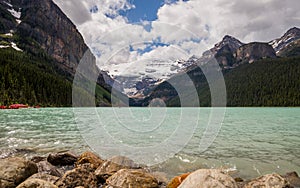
0;157;38;188
31;156;46;163
243;173;291;188
151;171;169;187
16;178;58;188
76;151;104;169
177;169;238;188
106;169;159;188
55;163;98;188
283;171;300;187
47;152;78;166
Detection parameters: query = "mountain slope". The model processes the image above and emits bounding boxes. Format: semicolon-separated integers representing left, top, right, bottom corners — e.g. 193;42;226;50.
0;0;112;106
133;28;300;107
197;35;244;69
151;56;300;107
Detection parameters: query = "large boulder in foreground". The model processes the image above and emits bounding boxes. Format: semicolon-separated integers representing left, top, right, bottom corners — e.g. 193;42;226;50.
55;163;98;188
178;169;237;188
16;178;58;188
243;173;290;188
0;157;38;188
47;152;78;166
106;169;159;188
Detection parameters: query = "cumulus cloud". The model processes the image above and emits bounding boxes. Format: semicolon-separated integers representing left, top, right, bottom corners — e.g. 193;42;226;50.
53;0;92;24
53;0;300;74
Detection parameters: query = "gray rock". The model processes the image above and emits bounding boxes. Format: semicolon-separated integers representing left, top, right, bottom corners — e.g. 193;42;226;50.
243;173;290;188
283;171;300;187
31;156;46;163
16;178;58;188
47;152;78;166
36;161;62;177
106;169;159;188
0;157;38;188
235;42;276;64
178;169;238;188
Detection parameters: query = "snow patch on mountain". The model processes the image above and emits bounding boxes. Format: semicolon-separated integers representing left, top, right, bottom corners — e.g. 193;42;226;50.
104;57;194;97
269;27;300;54
3;1;12;7
11;42;23;52
7;8;21;19
5;2;22;25
0;45;9;49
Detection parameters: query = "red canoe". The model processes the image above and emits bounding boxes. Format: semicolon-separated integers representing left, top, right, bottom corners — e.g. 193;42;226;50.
0;105;7;109
9;104;29;109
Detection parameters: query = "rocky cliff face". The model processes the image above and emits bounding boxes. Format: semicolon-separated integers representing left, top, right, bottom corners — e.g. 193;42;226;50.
200;35;244;68
0;0;111;86
0;0;114;106
235;42;276;64
0;1;17;33
10;0;89;75
203;35;244;57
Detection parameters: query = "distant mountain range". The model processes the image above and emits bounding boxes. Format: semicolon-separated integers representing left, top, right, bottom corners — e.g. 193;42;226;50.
0;0;299;107
115;27;300;101
130;27;300;107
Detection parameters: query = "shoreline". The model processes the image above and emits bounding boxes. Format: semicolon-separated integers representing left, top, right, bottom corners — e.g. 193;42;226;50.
0;150;299;188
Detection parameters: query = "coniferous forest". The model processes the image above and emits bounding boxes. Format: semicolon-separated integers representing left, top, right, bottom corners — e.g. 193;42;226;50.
0;48;111;107
167;56;300;107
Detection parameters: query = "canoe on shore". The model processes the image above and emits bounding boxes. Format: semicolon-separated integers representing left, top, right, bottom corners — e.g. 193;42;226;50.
0;105;7;109
0;104;41;109
9;104;29;109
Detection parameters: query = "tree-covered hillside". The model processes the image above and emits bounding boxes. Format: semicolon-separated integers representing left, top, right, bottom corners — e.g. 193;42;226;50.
166;56;300;107
0;48;111;107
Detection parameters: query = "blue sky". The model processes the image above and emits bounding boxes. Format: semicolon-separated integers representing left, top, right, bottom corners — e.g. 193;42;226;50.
120;0;179;23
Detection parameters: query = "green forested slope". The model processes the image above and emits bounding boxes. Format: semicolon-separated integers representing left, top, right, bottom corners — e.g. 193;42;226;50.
166;56;300;107
0;48;111;107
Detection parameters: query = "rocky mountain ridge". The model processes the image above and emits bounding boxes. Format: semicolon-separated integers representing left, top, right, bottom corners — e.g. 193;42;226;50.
129;27;300;106
174;27;300;71
124;28;299;100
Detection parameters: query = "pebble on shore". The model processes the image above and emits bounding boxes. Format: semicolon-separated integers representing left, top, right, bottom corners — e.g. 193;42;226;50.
0;151;299;188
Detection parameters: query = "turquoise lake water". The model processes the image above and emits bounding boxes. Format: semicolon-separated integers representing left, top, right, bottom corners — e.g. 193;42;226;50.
0;108;299;179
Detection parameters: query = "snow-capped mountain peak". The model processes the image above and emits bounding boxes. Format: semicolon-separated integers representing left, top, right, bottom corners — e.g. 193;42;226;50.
202;35;244;58
216;35;244;50
269;27;300;54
